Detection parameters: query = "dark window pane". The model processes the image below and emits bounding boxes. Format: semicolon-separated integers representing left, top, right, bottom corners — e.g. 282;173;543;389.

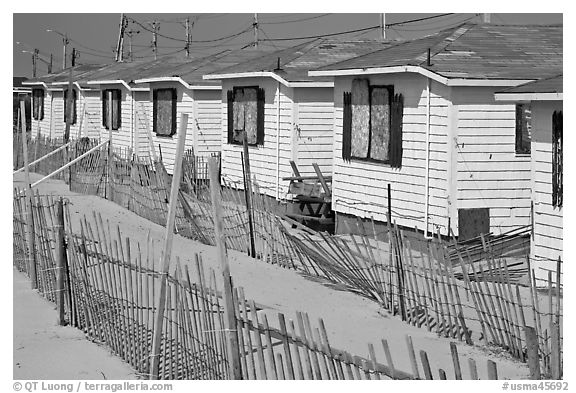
155;89;174;136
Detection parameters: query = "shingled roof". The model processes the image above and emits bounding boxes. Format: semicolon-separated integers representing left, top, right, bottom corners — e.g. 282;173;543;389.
204;39;396;84
22;64;108;87
310;23;562;83
133;49;271;87
495;74;563;101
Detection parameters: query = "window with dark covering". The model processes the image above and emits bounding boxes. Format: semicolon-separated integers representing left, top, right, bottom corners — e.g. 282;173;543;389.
227;86;264;146
32;89;44;121
342;78;404;167
552;110;563;208
153;88;177;137
63;88;77;125
102;89;122;130
515;103;531;154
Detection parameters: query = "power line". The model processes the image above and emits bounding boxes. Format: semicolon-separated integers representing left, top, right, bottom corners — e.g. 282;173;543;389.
388;13;455;27
260;13;331;25
393;16;475;32
128;17;253;44
260;25;380;42
68;37;113;56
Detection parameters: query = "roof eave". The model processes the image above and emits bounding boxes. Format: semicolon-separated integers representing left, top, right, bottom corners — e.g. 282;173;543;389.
134;76;221;91
494;92;563;102
22;81;48;88
204;71;332;88
309;66;536;87
86;80;149;92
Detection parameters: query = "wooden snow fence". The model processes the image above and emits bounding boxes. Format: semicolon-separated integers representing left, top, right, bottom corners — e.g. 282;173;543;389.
283;219;563;379
13;191;508;380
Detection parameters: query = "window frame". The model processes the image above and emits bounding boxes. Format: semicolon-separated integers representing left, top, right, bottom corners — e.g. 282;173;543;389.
102;89;122;131
228;85;263;146
515;103;531;155
152;88;177;138
349;84;394;164
32;88;44;121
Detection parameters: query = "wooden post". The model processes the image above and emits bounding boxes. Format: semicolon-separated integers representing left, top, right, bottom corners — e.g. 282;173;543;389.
242;132;256;258
64;68;74;185
149;113;188;380
550;322;561;380
55;197;67;325
525;326;541;379
387;183;392;225
209;156;243;379
487;360;498;380
21;101;37;290
450;342;462;380
107;90;114;201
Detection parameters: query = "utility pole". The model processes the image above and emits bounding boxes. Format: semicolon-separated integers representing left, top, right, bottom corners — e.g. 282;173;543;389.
49;54;53;74
115;13;127;62
63;33;68;69
71;48;78;67
125;29;140;62
32;49;38;77
253;13;258;49
482;13;491;24
380;13;387;40
185;17;193;58
151;20;159;60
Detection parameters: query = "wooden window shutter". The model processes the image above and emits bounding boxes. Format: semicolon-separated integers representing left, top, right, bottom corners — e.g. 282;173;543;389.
227;90;234;144
256;87;265;145
39;90;44;121
342;91;352;161
171;88;177;136
102;91;107;128
390;93;404;168
552;110;563;208
115;90;122;130
152;89;158;134
72;90;77;125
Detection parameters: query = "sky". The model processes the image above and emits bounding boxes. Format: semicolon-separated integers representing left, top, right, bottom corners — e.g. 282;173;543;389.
13;13;562;78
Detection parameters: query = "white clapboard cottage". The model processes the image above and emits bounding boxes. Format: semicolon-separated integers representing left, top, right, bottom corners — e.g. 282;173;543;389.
23;64;106;140
308;23;562;238
495;75;563;278
132;49;269;173
203;39;393;200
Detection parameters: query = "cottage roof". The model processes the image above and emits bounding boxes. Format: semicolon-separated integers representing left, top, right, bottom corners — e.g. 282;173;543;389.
133;49;271;88
22;64;108;88
203;39;396;86
494;74;563;101
309;23;562;86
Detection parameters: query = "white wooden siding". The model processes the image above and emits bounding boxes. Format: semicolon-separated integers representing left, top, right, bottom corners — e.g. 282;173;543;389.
332;74;451;234
81;90;102;140
293;87;334;178
220;78;294;199
133;91;151;158
529;101;563;279
453;87;532;235
193;89;223;156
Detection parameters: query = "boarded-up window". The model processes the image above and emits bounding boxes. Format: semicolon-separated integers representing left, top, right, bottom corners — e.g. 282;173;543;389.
102;89;122;130
227;86;264;146
343;79;402;166
370;86;391;161
515;103;531;154
552;110;563;208
153;88;177;137
458;208;490;242
32;89;44;121
63;88;77;125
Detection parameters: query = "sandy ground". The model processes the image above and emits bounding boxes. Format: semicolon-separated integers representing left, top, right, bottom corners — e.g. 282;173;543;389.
13;173;530;380
13;269;137;380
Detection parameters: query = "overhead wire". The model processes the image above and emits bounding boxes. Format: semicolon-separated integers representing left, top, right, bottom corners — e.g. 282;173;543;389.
260;13;331;25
